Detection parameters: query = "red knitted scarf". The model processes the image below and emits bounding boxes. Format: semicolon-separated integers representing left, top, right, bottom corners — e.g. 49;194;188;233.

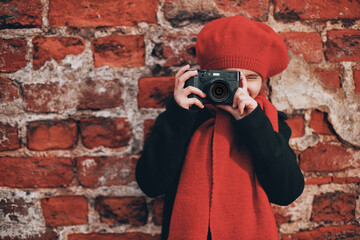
168;94;279;240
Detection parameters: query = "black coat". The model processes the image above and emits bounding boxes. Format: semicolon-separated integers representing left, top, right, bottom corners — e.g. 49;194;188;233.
136;97;305;240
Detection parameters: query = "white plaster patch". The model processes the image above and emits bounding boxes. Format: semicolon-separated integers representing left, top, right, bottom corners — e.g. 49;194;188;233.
271;56;360;147
81;158;97;169
0;189;46;239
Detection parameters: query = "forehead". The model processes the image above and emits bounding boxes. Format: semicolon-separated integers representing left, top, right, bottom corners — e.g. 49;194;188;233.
224;68;260;76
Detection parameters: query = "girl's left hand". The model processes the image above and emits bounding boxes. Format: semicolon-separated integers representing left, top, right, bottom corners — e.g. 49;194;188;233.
217;72;258;120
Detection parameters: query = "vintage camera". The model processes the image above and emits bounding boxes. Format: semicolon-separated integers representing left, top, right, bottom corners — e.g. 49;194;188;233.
184;70;241;105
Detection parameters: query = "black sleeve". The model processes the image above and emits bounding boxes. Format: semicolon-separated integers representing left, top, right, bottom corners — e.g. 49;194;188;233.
135;97;201;198
233;105;305;206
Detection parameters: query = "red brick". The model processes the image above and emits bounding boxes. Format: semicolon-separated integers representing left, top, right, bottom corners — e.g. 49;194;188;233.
153;196;164;225
311;192;356;223
95;196;148;226
332;177;360;184
0;157;73;187
314;70;341;90
0;39;27;72
309;110;333;135
0;122;21;151
0;0;42;28
138;76;175;108
274;0;360;21
78;118;132;149
161;35;197;67
271;204;292;225
27;119;78;150
78;78;124;110
305;177;332;185
280;32;323;63
49;0;157;27
32;37;85;70
144;119;156;142
299;143;353;172
92;36;145;68
164;0;215;25
77;155;138;187
354;69;360;93
23;82;66;113
282;225;360;240
285;115;305;138
215;0;270;21
0;77;21;103
68;233;160;240
41;196;88;227
325;30;360;62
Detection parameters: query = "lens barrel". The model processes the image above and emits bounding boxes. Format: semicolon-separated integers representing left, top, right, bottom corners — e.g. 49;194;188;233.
209;80;230;102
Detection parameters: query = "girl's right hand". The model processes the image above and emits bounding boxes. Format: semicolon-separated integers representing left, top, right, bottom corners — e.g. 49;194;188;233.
174;64;206;110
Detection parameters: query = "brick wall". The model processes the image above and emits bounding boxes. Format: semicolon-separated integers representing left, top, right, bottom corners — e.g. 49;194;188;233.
0;0;359;239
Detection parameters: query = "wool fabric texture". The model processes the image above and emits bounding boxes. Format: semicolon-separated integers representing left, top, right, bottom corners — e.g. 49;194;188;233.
168;95;279;240
196;15;289;80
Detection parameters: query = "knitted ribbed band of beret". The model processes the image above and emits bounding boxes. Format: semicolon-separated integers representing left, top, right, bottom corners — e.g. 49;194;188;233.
196;15;289;80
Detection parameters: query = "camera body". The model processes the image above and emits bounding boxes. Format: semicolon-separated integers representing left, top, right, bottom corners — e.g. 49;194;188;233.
184;70;241;105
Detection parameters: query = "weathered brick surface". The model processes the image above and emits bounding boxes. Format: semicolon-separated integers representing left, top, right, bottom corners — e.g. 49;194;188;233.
314;70;341;90
274;0;360;21
215;0;270;21
325;30;360;62
138;76;175;108
0;77;21;103
32;37;85;70
354;69;360;93
144;119;156;142
68;233;160;240
164;0;221;26
78;118;132;149
95;196;148;226
78;78;124;110
0;0;42;29
0;39;27;72
299;143;354;172
160;35;197;67
309;110;333;135
0;157;73;187
311;192;356;223
48;0;157;27
0;123;20;151
305;177;332;185
27;119;78;150
271;204;292;225
23;82;67;113
153;196;164;226
77;155;138;187
332;177;360;184
23;78;124;112
280;32;323;63
285;115;305;138
92;36;145;68
2;1;360;239
41;196;88;227
282;225;360;240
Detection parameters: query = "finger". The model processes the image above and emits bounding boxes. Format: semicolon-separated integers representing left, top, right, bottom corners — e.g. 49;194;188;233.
176;70;198;90
239;99;255;115
238;100;246;115
232;88;244;108
187;98;204;109
175;64;190;80
240;71;248;94
184;86;206;98
217;105;234;113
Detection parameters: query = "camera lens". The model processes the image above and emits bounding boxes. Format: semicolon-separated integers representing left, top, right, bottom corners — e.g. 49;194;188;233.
209;81;229;102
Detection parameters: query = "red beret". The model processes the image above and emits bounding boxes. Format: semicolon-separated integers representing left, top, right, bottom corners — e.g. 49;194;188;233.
196;16;289;80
